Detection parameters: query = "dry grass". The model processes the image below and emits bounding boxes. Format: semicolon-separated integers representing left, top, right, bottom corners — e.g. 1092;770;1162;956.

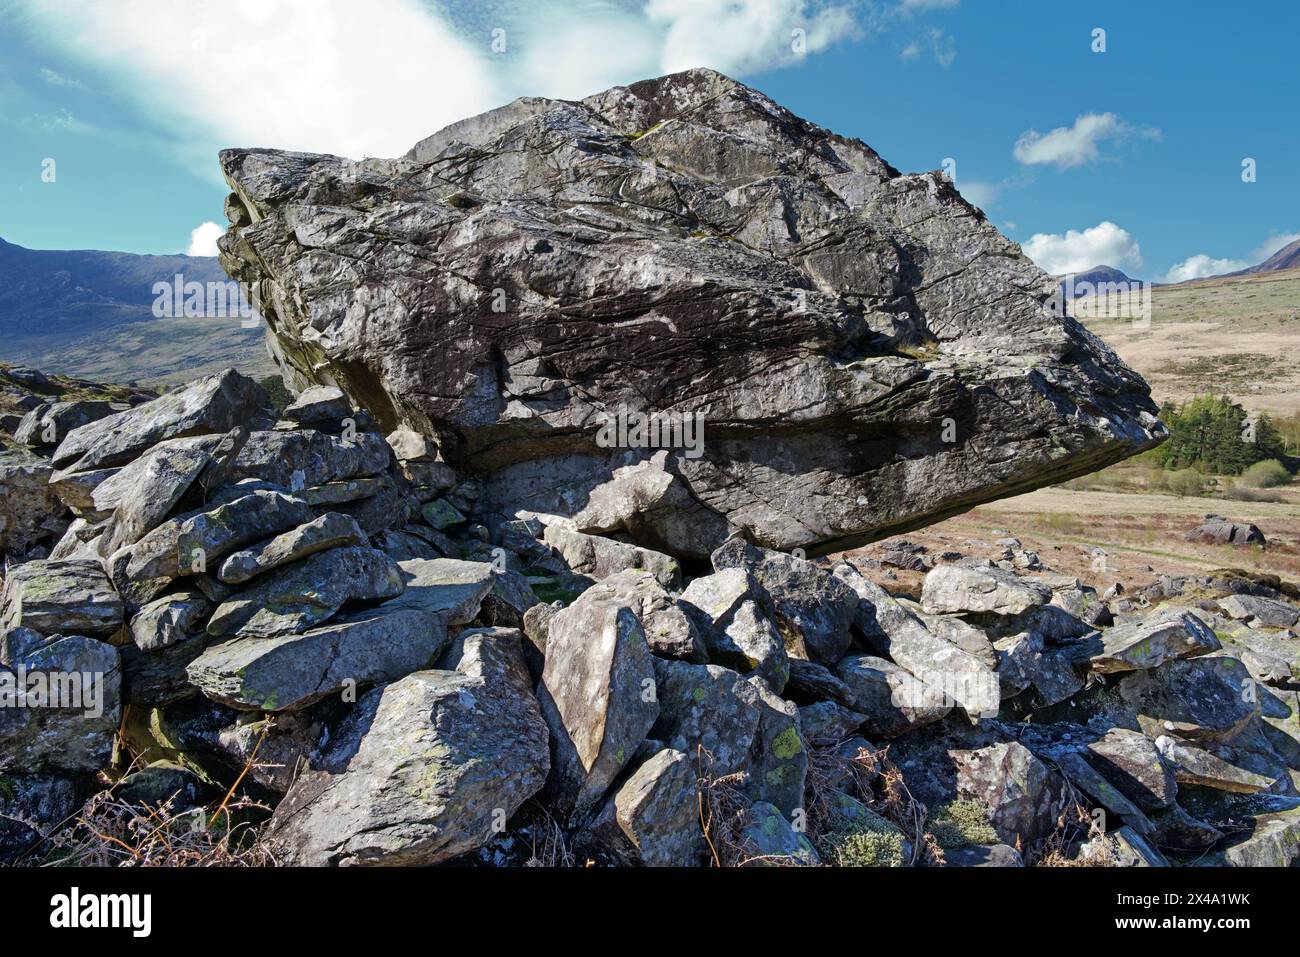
36;791;275;867
805;742;942;867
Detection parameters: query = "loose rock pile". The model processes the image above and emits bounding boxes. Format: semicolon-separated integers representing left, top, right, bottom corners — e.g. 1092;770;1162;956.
2;365;1299;866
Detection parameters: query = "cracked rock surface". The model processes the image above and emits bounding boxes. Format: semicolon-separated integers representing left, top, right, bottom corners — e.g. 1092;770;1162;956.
217;67;1164;559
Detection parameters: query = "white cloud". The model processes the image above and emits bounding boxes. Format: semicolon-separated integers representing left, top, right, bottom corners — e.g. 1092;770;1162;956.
1022;221;1143;276
649;0;861;77
1161;254;1247;283
39;67;84;89
900;26;955;66
899;0;959;10
1253;231;1300;261
1013;113;1160;170
187;221;224;257
20;0;864;163
22;0;502;160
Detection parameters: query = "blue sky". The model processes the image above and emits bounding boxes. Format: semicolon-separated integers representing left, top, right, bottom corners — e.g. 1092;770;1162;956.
1;0;1296;281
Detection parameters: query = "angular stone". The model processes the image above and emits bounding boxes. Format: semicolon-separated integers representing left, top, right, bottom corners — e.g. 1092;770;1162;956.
96;436;217;555
386;428;438;462
568;568;704;662
419;498;466;530
217;711;324;793
681;568;787;688
1220;594;1299;629
298;477;389;507
0;452;67;556
798;701;868;747
581;747;705;866
1052;751;1154;836
14;399;115;448
1088;609;1221;673
112;490;315;605
942;843;1024;867
224;428;391;490
0;634;121;771
129;590;211;652
188;604;446;711
1220;804;1300;866
116;761;210;810
650;658;806;816
543;524;681;589
920;563;1051;617
1119;656;1259;744
0;559;123;638
1155;736;1274;794
1185;519;1265;547
785;658;857;707
834;654;951;738
206;546;404;639
217;512;367;584
951;741;1070;848
538;599;659;821
383;557;496;626
737;801;820;866
1084;728;1177;812
51;369;268;472
269;628;549;865
712;538;856;664
837;564;998;718
281;385;352;425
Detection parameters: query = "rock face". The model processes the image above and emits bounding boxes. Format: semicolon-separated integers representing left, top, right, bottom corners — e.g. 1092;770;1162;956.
217;67;1163;560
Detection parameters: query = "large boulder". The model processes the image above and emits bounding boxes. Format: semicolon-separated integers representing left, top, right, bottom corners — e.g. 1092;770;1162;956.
216;68;1163;560
268;628;549;865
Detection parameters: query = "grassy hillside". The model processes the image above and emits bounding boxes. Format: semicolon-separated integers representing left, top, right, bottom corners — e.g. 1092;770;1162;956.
1082;266;1300;416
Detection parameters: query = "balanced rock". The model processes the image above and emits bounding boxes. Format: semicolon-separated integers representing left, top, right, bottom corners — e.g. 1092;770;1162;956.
217;68;1163;561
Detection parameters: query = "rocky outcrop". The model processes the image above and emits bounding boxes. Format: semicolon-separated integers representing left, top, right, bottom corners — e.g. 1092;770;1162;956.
216;68;1163;561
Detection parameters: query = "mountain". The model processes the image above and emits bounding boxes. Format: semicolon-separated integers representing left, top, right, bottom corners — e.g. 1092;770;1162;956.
1233;237;1300;275
1057;264;1144;298
0;236;274;384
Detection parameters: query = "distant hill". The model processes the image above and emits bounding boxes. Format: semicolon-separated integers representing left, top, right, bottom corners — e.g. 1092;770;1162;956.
1231;238;1300;276
0;236;274;385
1058;264;1145;298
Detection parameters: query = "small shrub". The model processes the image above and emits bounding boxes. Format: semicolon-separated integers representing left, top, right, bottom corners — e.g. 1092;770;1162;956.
820;826;906;867
1165;468;1206;497
926;799;999;849
1239;458;1291;488
1225;486;1285;503
257;375;292;413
